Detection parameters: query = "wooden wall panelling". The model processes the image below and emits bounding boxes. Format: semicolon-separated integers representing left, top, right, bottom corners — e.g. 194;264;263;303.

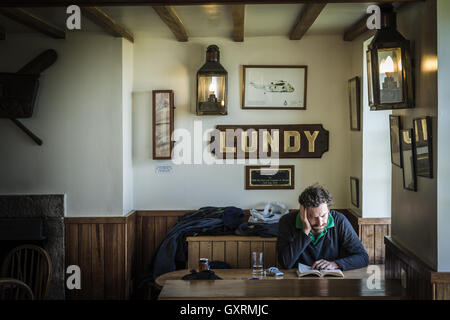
237;241;250;268
384;236;450;300
226;241;238;268
91;224;105;299
341;209;391;264
64;211;136;300
65;223;80;300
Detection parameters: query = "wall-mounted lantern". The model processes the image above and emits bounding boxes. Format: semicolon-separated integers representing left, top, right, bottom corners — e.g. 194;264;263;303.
367;4;413;111
196;45;227;115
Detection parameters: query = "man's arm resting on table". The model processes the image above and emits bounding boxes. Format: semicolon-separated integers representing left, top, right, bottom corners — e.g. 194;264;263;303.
334;217;369;271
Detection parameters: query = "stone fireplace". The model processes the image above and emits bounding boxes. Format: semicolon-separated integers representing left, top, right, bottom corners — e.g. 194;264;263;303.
0;194;65;299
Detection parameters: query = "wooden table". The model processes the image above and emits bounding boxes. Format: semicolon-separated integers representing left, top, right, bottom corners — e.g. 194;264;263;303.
155;265;385;289
158;279;407;300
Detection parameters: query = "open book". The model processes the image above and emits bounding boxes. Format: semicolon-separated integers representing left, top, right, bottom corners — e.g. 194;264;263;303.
296;263;344;278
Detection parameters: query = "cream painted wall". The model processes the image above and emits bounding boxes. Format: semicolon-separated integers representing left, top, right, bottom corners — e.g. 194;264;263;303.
0;33;125;217
132;35;353;210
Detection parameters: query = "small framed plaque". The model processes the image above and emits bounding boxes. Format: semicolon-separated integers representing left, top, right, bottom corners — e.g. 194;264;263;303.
245;165;294;190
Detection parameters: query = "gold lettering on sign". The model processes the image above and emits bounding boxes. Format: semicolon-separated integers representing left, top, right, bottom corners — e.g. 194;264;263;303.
220;131;236;153
241;130;258;153
305;130;319;153
284;131;300;153
262;130;280;153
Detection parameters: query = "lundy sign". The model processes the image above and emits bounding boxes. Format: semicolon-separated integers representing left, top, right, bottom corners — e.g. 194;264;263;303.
210;124;329;159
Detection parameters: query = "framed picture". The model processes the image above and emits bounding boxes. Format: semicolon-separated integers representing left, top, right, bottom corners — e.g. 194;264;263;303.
350;177;359;208
413;116;433;178
245;165;294;190
348;77;360;131
389;115;402;168
400;129;417;191
242;65;307;110
152;90;174;160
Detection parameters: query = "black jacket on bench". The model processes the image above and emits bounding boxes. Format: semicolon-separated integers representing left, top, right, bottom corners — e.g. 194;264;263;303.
276;210;369;270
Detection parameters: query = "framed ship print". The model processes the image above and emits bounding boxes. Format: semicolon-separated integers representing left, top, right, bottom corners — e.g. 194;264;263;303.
245;165;295;190
242;65;307;110
152;90;174;160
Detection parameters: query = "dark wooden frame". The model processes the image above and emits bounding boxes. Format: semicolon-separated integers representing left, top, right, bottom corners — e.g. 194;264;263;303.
152;90;174;160
348;76;360;131
245;165;294;190
350;176;359;208
242;65;307;110
400;128;417;191
413;116;433;178
389;115;402;168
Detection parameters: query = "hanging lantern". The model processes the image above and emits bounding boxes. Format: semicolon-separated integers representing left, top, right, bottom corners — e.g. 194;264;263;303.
196;45;227;115
367;4;414;110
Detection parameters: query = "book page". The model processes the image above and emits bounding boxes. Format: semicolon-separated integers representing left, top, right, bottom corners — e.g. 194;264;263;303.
320;269;344;277
297;263;321;276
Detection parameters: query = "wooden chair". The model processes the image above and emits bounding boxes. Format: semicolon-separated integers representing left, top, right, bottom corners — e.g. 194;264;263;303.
0;278;34;300
1;245;52;300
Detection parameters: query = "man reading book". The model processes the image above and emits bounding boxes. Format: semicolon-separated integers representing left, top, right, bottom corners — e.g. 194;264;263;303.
277;184;369;271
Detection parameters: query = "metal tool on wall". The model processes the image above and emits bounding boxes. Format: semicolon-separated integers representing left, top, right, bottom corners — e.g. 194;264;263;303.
0;49;57;145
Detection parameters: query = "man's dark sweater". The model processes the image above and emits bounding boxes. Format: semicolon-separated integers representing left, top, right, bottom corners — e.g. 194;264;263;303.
277;210;369;270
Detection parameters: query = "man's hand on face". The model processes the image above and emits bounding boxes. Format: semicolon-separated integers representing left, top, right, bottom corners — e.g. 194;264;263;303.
300;205;311;236
312;259;340;270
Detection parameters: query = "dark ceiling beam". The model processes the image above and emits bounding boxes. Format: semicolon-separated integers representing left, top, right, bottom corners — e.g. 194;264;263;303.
0;8;65;39
152;6;188;42
81;7;134;43
231;4;245;42
289;3;326;40
0;0;420;7
343;2;419;42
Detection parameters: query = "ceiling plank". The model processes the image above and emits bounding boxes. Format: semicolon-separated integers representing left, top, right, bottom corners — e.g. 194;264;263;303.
289;3;326;40
0;25;5;40
231;5;245;42
81;7;134;43
343;13;371;42
0;8;65;39
343;2;416;42
0;1;420;7
152;6;188;42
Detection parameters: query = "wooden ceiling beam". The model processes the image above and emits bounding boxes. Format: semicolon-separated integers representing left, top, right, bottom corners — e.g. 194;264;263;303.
0;1;420;7
81;7;134;43
0;8;65;39
152;6;188;42
231;4;245;42
289;3;326;40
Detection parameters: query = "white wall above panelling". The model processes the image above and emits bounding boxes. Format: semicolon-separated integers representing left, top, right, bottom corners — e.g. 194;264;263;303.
132;35;353;210
0;33;125;217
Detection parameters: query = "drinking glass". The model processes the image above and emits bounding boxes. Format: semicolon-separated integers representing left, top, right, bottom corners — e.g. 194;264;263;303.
252;251;264;277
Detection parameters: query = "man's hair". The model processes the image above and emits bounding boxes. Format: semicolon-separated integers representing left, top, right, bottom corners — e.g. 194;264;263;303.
298;184;333;209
